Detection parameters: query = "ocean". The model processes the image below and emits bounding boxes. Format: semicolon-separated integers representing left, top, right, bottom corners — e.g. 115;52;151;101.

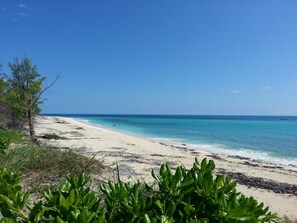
46;114;297;166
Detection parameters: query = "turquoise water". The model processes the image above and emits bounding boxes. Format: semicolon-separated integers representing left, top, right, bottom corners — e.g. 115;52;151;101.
48;115;297;166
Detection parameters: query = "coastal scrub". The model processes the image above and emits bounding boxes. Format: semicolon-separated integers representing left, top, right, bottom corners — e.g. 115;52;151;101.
0;158;278;222
0;130;104;194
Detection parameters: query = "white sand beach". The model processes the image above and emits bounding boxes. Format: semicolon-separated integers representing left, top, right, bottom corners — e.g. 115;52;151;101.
35;116;297;219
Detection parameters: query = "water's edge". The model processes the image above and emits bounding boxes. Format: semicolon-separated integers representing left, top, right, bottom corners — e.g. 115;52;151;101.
49;115;297;167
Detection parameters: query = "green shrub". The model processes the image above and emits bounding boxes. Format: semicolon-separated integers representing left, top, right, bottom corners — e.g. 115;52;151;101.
30;174;105;222
0;168;29;222
100;158;277;223
0;131;12;155
0;130;26;155
0;158;278;222
0;168;22;199
149;158;277;222
0;137;10;155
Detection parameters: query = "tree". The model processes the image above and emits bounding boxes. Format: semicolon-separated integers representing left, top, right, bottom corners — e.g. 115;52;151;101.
1;65;27;130
7;57;58;144
0;64;12;130
0;64;7;99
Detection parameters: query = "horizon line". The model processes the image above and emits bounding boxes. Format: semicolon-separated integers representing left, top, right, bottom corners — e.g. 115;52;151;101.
41;113;297;117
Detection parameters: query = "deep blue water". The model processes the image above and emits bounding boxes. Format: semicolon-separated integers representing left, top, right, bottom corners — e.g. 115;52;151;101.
45;114;297;165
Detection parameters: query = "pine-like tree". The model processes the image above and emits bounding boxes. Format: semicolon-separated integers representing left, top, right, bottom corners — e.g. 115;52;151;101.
7;57;58;144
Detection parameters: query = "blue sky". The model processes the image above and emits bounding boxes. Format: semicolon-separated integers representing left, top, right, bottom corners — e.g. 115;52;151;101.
1;0;297;115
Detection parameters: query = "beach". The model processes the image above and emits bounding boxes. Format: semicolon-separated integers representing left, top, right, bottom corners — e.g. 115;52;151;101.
35;116;297;219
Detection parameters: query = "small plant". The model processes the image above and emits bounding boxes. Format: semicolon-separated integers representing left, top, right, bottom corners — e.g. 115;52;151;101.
0;130;21;155
0;136;10;155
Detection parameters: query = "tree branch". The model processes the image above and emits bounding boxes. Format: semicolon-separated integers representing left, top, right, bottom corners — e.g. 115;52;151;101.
31;74;60;109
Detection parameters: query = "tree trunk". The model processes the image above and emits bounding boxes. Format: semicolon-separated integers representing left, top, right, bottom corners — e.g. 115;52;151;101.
28;108;40;146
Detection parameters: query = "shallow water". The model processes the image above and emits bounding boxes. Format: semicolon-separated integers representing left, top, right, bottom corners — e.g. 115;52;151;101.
46;114;297;166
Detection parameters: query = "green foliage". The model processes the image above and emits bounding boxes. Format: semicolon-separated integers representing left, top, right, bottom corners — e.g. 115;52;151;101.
100;181;154;222
0;168;29;222
0;67;8;100
150;158;277;222
0;130;25;155
0;168;22;199
0;135;10;155
0;58;49;132
0;130;25;143
0;69;14;130
0;130;104;195
7;57;45;117
0;158;278;222
31;174;105;222
1;57;57;143
0;146;103;192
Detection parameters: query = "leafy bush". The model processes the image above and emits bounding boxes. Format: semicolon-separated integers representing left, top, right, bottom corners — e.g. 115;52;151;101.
0;158;278;222
0;168;22;199
30;174;105;222
148;158;277;222
0;168;29;222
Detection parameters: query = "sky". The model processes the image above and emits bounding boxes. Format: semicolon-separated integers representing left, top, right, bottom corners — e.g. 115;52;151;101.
1;0;297;115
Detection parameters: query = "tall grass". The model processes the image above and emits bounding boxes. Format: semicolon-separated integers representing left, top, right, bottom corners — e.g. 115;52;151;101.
0;130;104;192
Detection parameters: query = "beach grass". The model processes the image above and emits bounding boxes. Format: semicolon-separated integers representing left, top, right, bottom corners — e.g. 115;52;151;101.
0;130;27;144
0;130;104;193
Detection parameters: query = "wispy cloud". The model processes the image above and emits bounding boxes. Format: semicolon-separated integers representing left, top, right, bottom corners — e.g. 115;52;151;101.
231;89;241;94
17;3;33;11
17;3;27;8
1;7;8;11
261;86;271;91
15;12;29;17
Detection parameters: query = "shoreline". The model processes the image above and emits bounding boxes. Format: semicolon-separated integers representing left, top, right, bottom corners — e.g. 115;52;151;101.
35;115;297;219
73;116;297;167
